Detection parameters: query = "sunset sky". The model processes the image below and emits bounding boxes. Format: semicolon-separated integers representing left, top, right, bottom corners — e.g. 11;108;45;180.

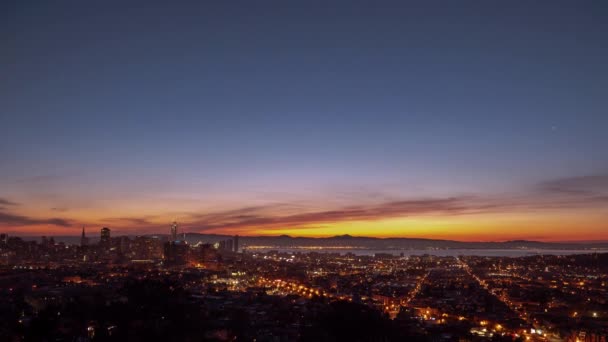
2;1;607;241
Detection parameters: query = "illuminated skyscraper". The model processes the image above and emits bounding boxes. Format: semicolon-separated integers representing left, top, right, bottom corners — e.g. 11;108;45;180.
100;227;111;248
171;221;178;241
234;235;239;253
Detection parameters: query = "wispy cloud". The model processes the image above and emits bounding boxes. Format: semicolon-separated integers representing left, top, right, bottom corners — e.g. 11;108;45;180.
539;173;608;195
14;174;76;184
536;173;608;207
183;196;504;233
178;174;608;233
0;198;19;206
95;216;170;234
3;173;608;236
0;211;72;227
102;217;158;226
0;197;73;228
63;173;608;235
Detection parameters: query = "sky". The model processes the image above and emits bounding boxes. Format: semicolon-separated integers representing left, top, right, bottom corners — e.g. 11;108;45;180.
1;1;607;241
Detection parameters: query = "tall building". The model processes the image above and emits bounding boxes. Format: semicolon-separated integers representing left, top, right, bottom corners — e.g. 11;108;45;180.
81;226;89;247
234;235;239;253
119;236;129;254
163;240;189;265
100;227;111;248
170;221;178;241
226;239;233;252
194;243;219;264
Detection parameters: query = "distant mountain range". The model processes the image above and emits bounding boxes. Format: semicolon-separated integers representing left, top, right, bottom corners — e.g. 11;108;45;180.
19;233;608;250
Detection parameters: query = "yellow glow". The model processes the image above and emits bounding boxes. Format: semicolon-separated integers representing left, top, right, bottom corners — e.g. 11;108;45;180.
3;200;608;241
250;212;608;241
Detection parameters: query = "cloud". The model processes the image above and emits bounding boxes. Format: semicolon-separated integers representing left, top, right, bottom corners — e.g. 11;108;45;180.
96;173;608;235
84;197;507;235
184;196;506;233
0;197;74;229
4;173;606;236
539;174;608;195
181;174;608;233
14;174;73;184
0;198;19;206
102;217;158;226
94;216;171;235
0;211;72;227
536;173;608;207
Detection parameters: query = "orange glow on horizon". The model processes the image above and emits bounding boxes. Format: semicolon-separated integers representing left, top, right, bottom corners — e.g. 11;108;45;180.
4;210;606;243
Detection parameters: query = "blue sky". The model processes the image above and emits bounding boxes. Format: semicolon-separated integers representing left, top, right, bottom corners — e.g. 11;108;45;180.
1;1;607;239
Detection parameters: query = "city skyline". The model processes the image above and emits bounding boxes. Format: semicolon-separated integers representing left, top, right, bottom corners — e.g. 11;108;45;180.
2;1;608;241
2;3;608;341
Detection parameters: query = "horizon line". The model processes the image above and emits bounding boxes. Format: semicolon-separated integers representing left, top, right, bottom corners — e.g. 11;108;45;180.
5;232;608;244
